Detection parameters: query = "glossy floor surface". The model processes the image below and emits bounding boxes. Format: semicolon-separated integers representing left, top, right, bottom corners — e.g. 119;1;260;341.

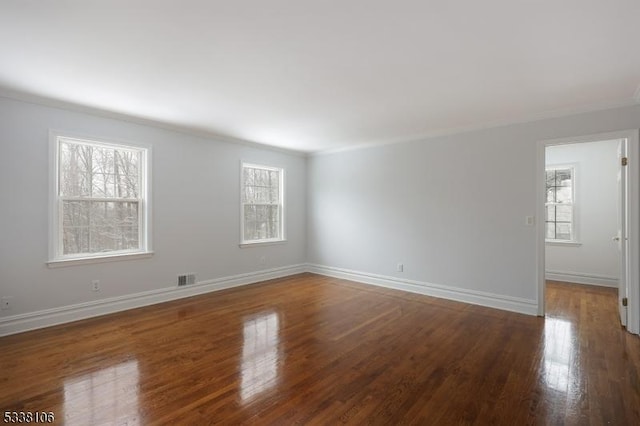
1;275;639;424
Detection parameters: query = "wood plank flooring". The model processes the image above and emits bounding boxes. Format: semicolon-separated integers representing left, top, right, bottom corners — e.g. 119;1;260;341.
1;274;639;424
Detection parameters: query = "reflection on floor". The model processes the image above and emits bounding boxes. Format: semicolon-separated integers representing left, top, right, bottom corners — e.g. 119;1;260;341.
543;317;574;392
240;311;280;401
0;274;638;424
64;360;139;426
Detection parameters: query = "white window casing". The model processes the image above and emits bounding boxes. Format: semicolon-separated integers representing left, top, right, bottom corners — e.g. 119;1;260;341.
240;162;285;246
48;131;152;266
545;165;577;243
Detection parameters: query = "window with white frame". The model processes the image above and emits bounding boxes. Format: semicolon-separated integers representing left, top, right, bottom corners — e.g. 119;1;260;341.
51;135;149;261
545;167;574;241
241;163;284;244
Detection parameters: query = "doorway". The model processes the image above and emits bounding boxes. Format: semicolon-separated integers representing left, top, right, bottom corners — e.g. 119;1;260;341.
536;130;640;334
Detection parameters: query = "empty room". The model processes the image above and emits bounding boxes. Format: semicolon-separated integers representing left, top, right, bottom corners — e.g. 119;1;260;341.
1;1;640;424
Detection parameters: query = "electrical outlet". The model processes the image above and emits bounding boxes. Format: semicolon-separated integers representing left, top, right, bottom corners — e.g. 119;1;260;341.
397;263;404;272
91;280;100;292
1;296;13;310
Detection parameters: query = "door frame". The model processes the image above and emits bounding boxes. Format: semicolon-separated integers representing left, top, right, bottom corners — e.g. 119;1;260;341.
536;130;640;334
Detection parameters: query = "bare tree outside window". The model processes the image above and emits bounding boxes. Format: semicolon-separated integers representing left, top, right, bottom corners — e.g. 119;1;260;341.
241;164;283;243
545;167;574;241
58;138;145;256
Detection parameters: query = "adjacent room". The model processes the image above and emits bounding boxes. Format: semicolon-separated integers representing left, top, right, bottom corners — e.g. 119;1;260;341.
1;1;639;424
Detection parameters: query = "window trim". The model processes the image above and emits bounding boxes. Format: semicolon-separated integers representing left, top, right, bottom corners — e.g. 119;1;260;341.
48;130;153;266
545;163;578;244
239;161;286;247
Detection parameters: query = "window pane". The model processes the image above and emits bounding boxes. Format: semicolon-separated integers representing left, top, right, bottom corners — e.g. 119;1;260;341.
255;186;271;204
241;164;283;242
56;137;145;259
89;146;113;198
89;201;139;252
114;150;139;197
556;169;571;186
243;185;254;203
545;171;555;190
244;167;254;187
60;142;91;196
555;186;572;203
90;148;140;199
555;205;572;222
62;200;90;228
115;172;139;198
269;171;279;203
556;223;572;240
244;205;256;225
545;168;573;241
243;167;280;204
269;205;280;238
244;205;257;240
92;146;114;174
60;142;140;200
92;173;116;197
62;200;91;254
269;171;280;203
63;226;89;255
254;168;262;185
63;193;140;255
244;205;279;240
257;169;268;186
89;226;138;252
258;217;267;240
546;205;556;221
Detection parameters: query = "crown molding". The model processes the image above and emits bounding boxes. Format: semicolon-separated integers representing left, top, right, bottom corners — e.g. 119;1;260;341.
0;87;307;157
2;86;638;158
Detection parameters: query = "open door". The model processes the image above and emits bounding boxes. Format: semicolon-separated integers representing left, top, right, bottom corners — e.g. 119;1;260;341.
616;139;628;327
539;130;639;334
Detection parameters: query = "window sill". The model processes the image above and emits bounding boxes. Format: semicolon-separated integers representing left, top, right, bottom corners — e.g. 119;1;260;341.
239;240;287;248
545;240;582;247
47;251;154;268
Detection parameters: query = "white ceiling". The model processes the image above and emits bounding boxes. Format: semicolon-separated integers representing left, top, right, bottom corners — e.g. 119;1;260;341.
1;1;639;153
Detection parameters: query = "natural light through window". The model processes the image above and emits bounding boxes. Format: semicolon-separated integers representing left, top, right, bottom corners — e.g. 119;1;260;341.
51;134;150;263
241;163;284;245
545;167;574;241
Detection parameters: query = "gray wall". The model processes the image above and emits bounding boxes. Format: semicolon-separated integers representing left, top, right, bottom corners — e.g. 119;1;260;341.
307;104;640;303
0;97;306;318
2;94;640;325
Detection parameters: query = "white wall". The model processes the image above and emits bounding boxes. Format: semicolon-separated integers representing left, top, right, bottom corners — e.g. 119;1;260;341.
0;97;306;331
307;104;640;313
545;140;619;286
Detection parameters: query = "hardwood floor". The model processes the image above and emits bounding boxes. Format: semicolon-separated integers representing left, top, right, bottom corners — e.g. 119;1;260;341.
1;274;639;424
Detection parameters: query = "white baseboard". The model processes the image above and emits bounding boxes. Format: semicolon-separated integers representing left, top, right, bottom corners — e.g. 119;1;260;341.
0;262;543;337
545;270;618;288
307;264;538;316
0;264;306;337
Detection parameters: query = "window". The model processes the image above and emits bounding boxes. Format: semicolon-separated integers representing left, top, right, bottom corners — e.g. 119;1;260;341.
51;134;150;263
545;167;574;241
241;163;284;245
